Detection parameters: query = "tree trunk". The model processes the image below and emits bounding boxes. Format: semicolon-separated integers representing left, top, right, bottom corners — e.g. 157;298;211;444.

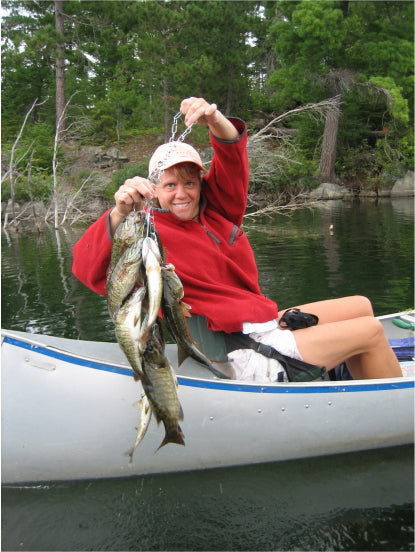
319;95;341;182
55;0;66;137
162;29;170;143
225;66;234;116
163;75;170;143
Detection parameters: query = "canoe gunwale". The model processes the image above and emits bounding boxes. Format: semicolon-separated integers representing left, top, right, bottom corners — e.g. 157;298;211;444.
2;330;413;394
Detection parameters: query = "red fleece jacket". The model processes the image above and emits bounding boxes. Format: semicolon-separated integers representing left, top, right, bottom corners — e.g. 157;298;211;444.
72;118;278;333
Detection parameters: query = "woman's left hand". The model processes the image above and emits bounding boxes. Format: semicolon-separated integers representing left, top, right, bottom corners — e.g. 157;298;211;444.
180;97;239;141
180;97;219;127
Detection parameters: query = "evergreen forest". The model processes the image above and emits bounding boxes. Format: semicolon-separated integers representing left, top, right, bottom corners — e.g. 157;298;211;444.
1;0;414;223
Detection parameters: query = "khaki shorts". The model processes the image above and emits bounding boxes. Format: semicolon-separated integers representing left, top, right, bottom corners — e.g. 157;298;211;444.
227;326;303;382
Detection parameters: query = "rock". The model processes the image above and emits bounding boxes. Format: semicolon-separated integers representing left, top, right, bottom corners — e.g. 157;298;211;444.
377;187;392;198
86;146;129;165
391;171;414;197
79;146;104;163
359;190;377;199
309;182;349;200
105;147;129;163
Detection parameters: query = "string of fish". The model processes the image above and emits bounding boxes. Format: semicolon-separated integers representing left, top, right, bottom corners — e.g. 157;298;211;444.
106;112;194;460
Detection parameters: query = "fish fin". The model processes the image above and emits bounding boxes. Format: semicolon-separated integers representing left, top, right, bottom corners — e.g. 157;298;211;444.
179;302;192;318
177;344;189;366
139;315;151;345
179;403;184;421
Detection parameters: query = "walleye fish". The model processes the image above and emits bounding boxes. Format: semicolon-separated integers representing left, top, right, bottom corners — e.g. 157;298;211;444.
140;237;163;342
124;392;152;463
141;321;185;449
114;286;146;381
107;210;145;281
106;238;145;319
161;265;221;375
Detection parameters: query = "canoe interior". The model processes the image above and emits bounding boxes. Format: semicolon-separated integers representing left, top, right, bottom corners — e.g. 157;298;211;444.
2;310;414;382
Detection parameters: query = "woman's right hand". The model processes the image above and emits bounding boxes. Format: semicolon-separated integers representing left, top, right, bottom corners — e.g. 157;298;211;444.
110;176;155;236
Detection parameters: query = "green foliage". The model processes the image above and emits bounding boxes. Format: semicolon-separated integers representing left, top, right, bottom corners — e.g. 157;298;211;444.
369;76;409;126
265;0;414;185
2;172;53;202
23;121;57;170
68;169;94;191
336;137;411;187
104;162;150;201
273;157;319;191
1;0;413;197
396;132;414;170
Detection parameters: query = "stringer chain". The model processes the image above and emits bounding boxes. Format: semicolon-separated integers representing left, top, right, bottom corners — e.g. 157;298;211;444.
145;111;194;237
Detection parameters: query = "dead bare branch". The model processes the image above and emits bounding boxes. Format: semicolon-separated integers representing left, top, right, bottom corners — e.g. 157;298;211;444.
3;97;48;229
249;96;342;143
51;91;79;228
243;193;321;220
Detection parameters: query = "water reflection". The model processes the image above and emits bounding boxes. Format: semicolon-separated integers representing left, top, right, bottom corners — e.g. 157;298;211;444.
1;225;113;341
1;200;414;341
244;199;414;313
2;446;413;551
1;201;414;552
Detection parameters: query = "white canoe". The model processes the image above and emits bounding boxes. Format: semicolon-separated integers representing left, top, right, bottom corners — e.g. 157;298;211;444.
2;312;414;484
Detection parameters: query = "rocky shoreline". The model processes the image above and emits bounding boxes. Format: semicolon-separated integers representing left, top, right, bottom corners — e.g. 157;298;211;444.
308;171;414;201
2;137;413;231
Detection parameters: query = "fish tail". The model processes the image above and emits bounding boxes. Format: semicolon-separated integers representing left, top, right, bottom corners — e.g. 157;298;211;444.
123;447;135;464
156;425;185;451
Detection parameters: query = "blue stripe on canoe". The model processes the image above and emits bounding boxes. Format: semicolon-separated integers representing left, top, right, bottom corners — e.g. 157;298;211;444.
3;335;134;377
4;335;414;394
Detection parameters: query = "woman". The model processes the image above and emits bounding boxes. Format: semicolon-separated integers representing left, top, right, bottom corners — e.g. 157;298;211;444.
72;97;402;381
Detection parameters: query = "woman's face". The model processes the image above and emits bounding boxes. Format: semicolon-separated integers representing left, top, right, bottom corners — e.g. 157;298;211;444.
154;163;202;220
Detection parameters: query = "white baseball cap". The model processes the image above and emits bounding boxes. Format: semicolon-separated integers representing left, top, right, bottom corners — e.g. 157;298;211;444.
148;141;205;180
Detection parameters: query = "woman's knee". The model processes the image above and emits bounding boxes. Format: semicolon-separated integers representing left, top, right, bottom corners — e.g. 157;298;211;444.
350;295;374;317
364;316;385;346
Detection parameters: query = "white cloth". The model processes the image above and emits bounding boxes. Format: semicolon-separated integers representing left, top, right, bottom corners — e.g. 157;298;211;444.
228;322;303;382
242;319;278;334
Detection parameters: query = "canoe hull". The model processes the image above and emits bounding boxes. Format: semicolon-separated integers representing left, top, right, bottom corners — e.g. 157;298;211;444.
2;320;414;484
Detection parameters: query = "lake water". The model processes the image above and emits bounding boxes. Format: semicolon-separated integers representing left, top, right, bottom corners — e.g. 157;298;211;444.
1;199;414;551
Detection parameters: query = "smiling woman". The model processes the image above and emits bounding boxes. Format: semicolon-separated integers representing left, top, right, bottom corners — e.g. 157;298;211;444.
153;163;203;221
72;96;404;383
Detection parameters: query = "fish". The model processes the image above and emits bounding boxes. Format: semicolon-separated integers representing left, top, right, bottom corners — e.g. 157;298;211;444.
108;209;185;455
161;265;221;375
106;237;145;319
107;210;145;281
114;286;147;381
141;320;185;449
140;237;163;342
124;392;152;463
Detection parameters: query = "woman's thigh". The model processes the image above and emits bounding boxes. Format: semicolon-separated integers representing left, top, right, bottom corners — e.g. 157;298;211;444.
278;296;374;325
292;316;382;369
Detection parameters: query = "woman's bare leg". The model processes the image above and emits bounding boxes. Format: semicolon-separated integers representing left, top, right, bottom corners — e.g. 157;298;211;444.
278;296;374;325
293;316;402;379
277;296;402;378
